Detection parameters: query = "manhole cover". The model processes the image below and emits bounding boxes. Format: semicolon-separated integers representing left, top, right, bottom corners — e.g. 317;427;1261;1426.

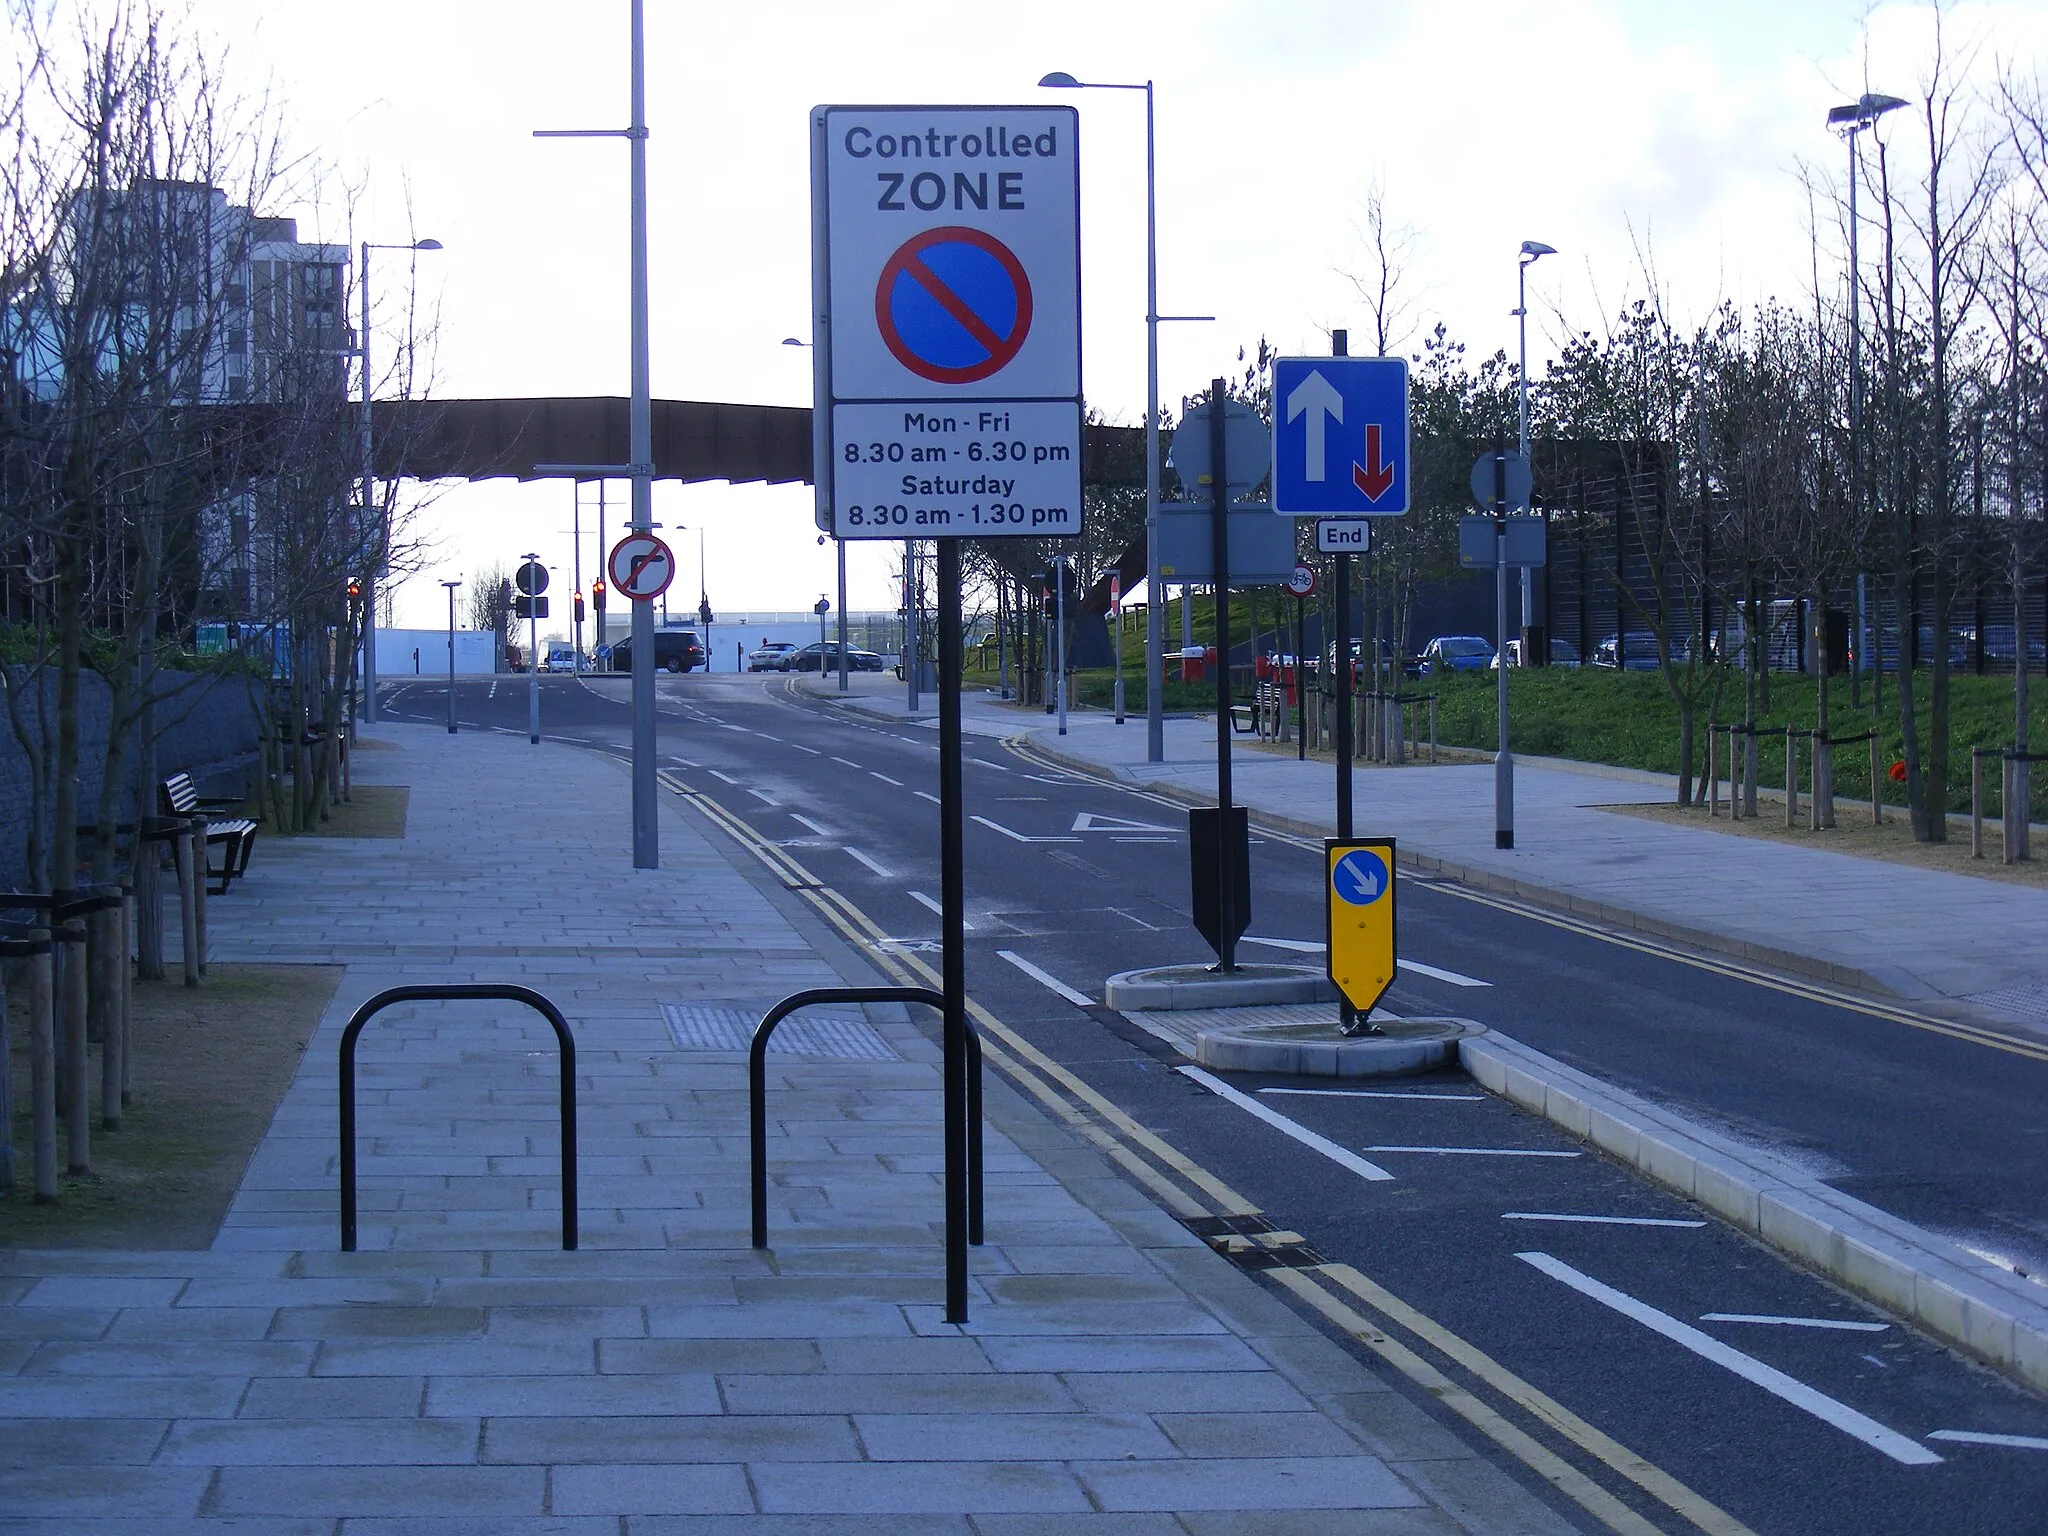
661;1003;898;1061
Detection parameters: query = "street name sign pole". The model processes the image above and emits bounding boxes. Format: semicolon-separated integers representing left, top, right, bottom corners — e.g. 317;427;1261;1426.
519;555;547;744
813;102;1081;1324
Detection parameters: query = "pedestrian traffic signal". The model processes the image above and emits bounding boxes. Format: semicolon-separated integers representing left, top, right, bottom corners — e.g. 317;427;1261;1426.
574;591;586;625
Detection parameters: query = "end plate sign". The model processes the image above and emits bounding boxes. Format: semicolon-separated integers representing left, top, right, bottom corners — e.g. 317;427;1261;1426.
812;105;1082;540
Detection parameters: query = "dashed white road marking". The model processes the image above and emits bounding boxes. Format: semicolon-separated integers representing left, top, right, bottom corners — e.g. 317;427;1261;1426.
1927;1430;2048;1451
1262;1087;1485;1102
707;770;740;785
790;813;832;836
1368;1146;1581;1158
1177;1066;1395;1183
844;847;893;878
908;890;971;929
997;949;1094;1008
1517;1251;1941;1467
916;790;943;806
793;745;822;756
871;773;904;786
832;756;862;769
748;789;777;805
1700;1313;1889;1332
1503;1212;1707;1229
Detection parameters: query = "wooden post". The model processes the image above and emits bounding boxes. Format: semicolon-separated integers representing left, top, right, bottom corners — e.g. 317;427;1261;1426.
1785;727;1798;829
174;826;200;988
0;951;11;1193
62;916;89;1174
1707;725;1719;816
1870;731;1884;826
91;904;120;1131
1972;749;1985;858
29;933;55;1201
119;885;133;1106
1429;696;1438;763
1731;730;1744;821
191;820;209;978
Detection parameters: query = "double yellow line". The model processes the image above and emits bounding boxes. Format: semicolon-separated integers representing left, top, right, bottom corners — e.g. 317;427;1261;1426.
659;764;1754;1536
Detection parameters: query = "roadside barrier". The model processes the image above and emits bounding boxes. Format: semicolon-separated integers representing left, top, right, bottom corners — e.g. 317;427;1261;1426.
749;984;983;1253
338;984;579;1252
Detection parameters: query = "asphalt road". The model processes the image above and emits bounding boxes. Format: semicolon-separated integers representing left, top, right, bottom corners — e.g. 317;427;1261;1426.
378;669;2048;1535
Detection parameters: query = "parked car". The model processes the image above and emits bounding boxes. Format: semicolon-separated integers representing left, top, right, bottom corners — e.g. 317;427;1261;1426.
607;629;704;673
1421;635;1494;674
1592;631;1663;670
785;641;884;673
1492;638;1582;669
746;641;796;672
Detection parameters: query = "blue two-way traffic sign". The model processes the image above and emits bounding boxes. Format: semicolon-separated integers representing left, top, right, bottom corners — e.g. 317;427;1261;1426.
1272;357;1410;516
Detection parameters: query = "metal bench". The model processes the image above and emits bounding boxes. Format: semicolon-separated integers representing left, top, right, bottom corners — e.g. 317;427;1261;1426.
160;772;257;894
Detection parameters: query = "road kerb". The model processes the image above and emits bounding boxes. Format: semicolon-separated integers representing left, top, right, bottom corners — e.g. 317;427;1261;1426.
1019;733;1913;1003
1463;1029;2048;1396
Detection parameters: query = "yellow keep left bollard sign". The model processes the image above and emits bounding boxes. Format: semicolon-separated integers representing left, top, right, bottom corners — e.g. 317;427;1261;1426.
1326;838;1396;1014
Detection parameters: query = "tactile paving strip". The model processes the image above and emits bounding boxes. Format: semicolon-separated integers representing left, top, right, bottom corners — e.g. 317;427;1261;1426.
1959;983;2048;1027
661;1002;898;1060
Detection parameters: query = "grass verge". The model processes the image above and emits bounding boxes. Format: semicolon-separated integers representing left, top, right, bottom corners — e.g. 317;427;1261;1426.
0;964;337;1247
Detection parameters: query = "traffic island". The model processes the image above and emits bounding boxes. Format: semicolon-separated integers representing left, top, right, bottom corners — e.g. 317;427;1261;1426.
1104;961;1333;1010
1194;1014;1486;1077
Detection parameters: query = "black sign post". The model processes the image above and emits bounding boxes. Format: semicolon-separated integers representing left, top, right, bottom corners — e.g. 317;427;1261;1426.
1328;330;1359;1033
1206;377;1239;973
935;542;969;1323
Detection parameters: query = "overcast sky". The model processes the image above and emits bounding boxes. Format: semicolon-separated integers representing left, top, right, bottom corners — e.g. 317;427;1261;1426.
193;0;2048;633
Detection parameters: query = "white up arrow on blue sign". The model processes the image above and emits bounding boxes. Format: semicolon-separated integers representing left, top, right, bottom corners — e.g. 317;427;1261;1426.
1271;356;1410;517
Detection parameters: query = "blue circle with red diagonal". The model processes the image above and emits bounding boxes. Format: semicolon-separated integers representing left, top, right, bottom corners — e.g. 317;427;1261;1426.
874;225;1034;385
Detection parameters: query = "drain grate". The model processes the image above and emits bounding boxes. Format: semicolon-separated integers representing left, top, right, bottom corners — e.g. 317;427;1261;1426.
662;1003;898;1061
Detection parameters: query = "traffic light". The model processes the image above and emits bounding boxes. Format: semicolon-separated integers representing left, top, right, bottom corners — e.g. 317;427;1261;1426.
574;591;586;625
345;576;362;603
591;579;606;612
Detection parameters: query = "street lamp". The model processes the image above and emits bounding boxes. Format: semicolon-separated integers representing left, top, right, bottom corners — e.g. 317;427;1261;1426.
440;577;462;735
786;335;850;692
1039;71;1211;763
1828;92;1907;706
358;236;443;725
1515;240;1553;671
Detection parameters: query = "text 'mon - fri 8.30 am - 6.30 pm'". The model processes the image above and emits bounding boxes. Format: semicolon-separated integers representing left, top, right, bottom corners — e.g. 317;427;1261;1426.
811;104;1082;541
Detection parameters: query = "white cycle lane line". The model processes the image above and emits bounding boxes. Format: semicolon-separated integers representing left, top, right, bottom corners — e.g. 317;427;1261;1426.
1515;1251;1942;1467
1240;935;1490;989
1176;1066;1395;1183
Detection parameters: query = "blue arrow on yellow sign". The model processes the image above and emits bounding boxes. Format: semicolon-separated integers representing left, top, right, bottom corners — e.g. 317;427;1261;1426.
1326;839;1396;1013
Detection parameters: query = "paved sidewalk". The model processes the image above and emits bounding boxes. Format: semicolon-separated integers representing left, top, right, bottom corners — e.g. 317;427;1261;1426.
810;673;2048;1026
0;723;1570;1533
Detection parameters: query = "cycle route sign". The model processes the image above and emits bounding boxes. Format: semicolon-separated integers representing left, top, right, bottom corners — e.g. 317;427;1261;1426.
811;103;1082;540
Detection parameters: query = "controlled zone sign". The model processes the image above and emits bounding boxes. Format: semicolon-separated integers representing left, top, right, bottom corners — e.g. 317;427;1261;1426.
1325;838;1396;1014
1272;357;1410;516
813;104;1082;540
607;534;676;603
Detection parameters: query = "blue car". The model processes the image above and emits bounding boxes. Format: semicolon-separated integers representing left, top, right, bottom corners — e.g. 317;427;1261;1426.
1422;635;1494;674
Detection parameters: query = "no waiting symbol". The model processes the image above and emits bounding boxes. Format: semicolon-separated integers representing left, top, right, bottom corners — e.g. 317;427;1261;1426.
875;225;1033;384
